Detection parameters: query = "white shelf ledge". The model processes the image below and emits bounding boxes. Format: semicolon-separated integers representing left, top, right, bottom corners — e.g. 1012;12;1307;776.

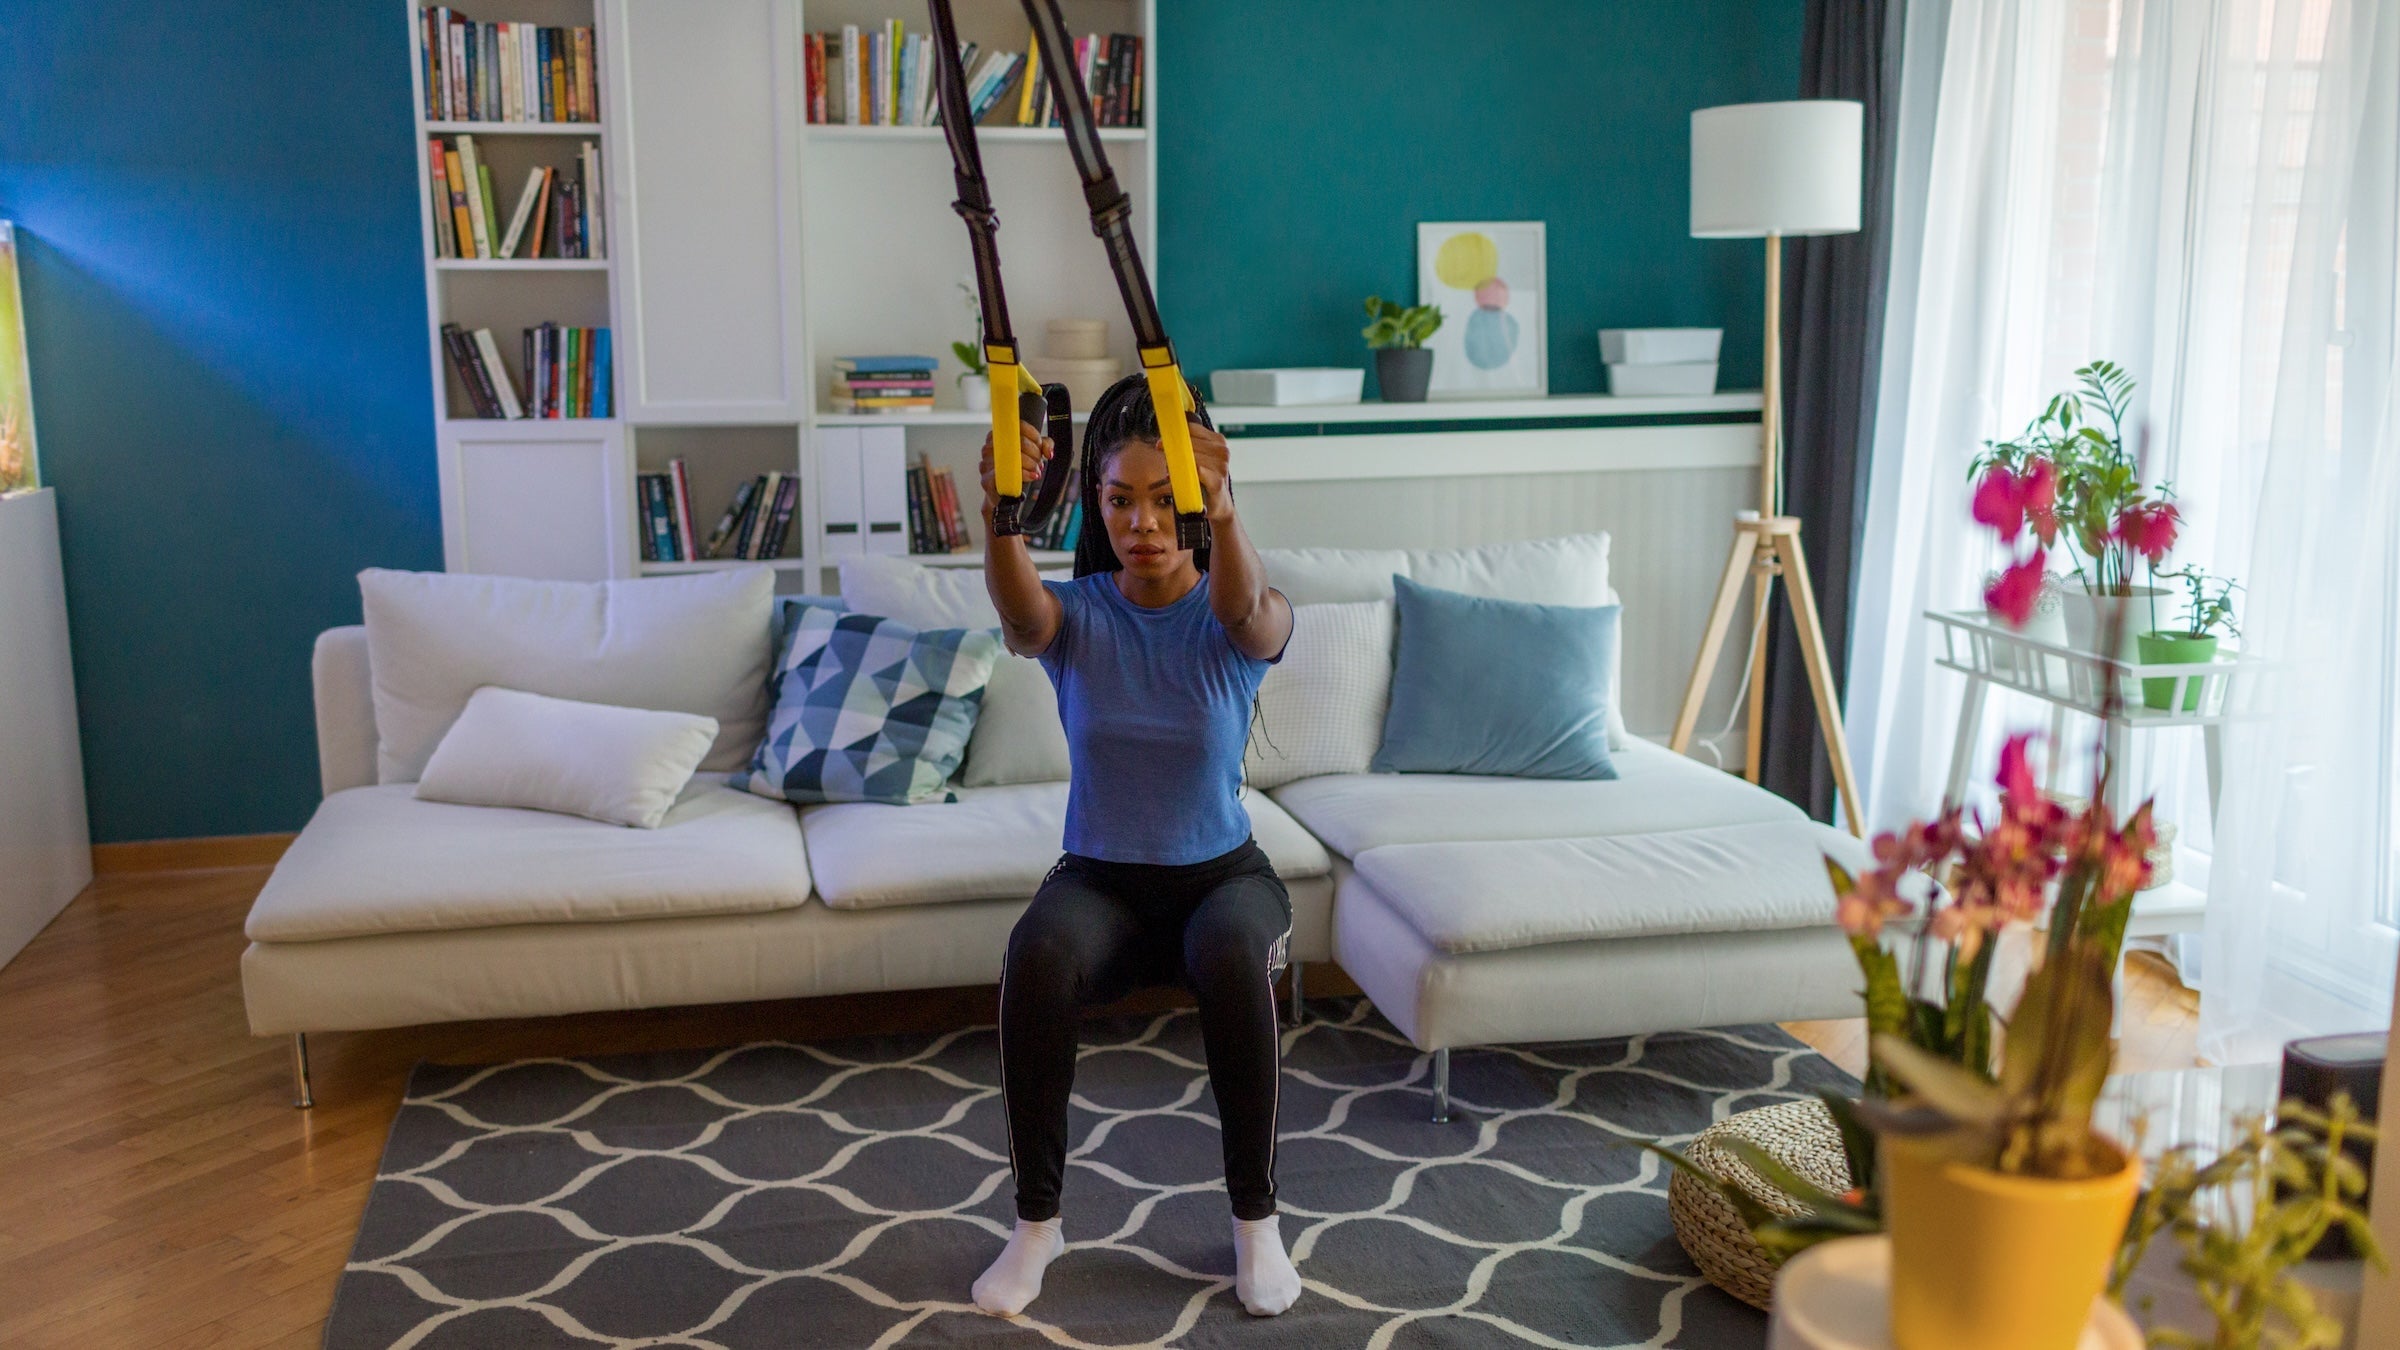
434;259;609;271
806;124;1144;143
1209;391;1763;427
427;120;603;135
1228;420;1762;484
638;557;809;575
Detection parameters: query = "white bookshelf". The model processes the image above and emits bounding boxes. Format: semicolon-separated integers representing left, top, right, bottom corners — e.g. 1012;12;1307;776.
414;0;1155;585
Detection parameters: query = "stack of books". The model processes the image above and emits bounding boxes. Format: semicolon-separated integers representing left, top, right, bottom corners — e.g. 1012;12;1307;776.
907;459;972;554
441;321;611;419
428;137;602;259
804;24;1026;126
830;356;937;414
419;8;599;123
642;468;799;563
1017;32;1142;128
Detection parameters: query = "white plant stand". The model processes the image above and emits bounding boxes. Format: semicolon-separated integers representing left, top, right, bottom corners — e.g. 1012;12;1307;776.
1926;609;2264;938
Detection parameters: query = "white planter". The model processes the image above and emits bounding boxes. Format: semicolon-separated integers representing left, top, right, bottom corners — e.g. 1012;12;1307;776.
2058;586;2171;660
960;374;990;412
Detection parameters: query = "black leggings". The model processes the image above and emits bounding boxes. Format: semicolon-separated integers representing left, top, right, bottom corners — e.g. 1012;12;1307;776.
999;839;1291;1223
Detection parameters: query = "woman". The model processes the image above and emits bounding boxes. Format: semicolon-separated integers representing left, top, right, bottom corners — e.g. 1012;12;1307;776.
970;376;1301;1319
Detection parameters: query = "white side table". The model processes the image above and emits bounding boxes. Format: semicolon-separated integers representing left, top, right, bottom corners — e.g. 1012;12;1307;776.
1770;1235;2142;1350
1925;609;2265;940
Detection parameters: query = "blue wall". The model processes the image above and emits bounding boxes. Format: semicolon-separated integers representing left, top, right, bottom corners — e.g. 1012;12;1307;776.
3;1;1796;843
1159;0;1801;394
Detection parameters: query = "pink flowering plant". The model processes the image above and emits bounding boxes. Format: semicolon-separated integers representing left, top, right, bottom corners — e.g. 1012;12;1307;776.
1649;404;2168;1257
1971;360;2181;613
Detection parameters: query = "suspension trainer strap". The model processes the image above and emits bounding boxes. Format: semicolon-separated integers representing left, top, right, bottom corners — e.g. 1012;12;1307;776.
928;0;1067;537
1016;0;1207;551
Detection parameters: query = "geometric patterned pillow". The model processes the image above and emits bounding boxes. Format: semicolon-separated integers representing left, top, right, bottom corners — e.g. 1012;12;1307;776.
742;606;1002;805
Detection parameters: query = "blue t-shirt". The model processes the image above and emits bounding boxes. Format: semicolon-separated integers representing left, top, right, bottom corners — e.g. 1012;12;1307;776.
1037;572;1280;864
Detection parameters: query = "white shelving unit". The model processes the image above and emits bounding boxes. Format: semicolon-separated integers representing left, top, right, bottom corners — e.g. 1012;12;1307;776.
412;0;1155;587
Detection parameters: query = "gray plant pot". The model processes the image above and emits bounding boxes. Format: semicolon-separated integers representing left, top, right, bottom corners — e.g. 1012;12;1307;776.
1376;347;1433;403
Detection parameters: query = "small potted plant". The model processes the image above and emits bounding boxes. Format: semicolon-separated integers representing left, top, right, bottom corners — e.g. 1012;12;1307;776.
1971;361;2178;658
953;280;991;412
1362;296;1442;403
2137;565;2238;711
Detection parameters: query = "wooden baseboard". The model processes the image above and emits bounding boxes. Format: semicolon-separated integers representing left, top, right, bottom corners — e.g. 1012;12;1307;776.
92;833;295;875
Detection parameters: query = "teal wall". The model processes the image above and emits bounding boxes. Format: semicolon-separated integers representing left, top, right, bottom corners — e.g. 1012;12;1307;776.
3;0;1797;843
1159;0;1802;395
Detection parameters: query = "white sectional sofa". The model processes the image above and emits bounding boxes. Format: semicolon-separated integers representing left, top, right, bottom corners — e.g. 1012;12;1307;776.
242;534;1867;1116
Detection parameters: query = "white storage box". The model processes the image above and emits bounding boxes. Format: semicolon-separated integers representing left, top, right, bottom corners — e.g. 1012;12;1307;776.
1599;328;1724;365
1209;367;1366;407
1606;361;1720;396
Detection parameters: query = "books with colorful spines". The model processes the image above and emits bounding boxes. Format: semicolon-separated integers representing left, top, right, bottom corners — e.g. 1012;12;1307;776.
835;356;940;374
579;144;604;257
935;468;973;551
522;165;555;257
443;143;475;257
440;323;498;417
496;165;543;258
591;329;612;417
904;463;929;552
572;28;596;121
702;476;759;558
804;34;825;122
741;472;784;557
667;458;699;560
455;136;492;256
427;140;458;257
470;328;525;418
636;474;673;560
760;474;800;557
1017;32;1040;125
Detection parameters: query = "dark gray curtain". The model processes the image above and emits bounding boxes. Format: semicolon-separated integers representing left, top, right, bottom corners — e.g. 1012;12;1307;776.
1759;0;1906;821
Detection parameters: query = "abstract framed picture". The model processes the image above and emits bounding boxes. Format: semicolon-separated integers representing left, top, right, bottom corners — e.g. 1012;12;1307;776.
1417;221;1546;399
0;223;36;494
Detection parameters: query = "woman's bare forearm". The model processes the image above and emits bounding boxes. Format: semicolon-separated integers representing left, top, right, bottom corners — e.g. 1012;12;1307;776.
1207;508;1290;660
985;528;1060;656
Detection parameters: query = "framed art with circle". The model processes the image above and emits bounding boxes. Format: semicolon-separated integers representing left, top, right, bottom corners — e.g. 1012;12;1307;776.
1416;220;1546;399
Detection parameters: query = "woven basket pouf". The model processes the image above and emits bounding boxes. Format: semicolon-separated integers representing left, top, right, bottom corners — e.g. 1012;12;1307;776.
1666;1097;1855;1310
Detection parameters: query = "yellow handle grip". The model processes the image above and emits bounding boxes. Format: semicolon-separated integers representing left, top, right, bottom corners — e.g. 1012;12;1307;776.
1139;347;1204;517
986;344;1043;497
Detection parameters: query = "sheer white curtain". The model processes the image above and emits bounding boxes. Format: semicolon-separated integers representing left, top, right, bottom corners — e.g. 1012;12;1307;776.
1847;0;2400;1060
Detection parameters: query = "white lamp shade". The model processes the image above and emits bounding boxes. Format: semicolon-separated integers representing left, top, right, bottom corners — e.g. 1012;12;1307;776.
1690;100;1863;238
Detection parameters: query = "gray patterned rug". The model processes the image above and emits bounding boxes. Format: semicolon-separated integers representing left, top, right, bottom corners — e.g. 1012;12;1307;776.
328;999;1856;1348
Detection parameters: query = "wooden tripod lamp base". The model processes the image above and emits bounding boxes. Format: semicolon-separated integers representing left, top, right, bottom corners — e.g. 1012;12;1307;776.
1668;514;1866;838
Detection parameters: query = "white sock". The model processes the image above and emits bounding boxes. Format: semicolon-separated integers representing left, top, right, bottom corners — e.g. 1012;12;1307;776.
972;1217;1065;1317
1233;1215;1301;1316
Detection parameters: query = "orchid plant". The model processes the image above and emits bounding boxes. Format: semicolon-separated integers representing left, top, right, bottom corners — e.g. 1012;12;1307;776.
1971;361;2182;605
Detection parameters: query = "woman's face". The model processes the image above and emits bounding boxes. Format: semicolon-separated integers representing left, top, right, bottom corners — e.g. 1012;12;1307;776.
1099;439;1191;582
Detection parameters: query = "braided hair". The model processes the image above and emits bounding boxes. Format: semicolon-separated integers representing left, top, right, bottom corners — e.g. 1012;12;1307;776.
1070;373;1215;578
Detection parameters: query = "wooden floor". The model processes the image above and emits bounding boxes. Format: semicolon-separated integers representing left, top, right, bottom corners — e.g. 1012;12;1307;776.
0;865;2200;1347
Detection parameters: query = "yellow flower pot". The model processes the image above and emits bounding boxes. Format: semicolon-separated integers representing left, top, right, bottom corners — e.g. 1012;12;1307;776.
1880;1134;2141;1350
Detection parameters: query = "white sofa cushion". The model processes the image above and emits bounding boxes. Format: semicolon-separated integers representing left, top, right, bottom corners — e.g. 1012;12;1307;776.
1270;738;1800;858
840;555;1071;787
415;687;719;829
245;782;810;942
1257;533;1627;749
1353;821;1866;955
801;781;1332;910
359;567;774;784
1246;600;1393;790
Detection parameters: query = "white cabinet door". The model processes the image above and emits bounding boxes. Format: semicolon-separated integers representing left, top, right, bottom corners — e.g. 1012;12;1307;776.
603;0;806;423
440;424;635;580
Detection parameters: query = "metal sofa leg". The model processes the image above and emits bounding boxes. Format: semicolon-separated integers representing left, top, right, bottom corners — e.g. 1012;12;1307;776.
1287;959;1305;1027
291;1033;315;1110
1430;1048;1450;1124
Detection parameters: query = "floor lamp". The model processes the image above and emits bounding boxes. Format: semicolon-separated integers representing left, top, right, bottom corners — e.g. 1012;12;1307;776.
1669;100;1867;837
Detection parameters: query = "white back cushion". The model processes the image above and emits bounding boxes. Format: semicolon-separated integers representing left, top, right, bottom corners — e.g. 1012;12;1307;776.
1247;600;1394;790
360;567;774;783
415;687;719;829
839;555;1072;786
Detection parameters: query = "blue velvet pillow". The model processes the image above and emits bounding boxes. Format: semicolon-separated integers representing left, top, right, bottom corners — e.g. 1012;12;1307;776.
1372;574;1620;779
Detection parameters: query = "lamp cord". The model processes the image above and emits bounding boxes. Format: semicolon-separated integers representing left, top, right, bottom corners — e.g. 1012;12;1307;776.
1693;584;1773;772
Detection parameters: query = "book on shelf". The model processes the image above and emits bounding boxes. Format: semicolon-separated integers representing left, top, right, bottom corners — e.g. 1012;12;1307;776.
667;458;699;561
420;8;598;123
426;141;596;259
806;20;1043;127
828;355;938;415
1013;32;1141;128
636;473;673;561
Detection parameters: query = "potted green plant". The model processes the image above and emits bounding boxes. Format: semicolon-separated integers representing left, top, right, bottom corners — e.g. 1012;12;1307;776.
1971;361;2178;658
953;280;991;412
2138;565;2239;711
1362;296;1442;402
2111;1094;2384;1349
